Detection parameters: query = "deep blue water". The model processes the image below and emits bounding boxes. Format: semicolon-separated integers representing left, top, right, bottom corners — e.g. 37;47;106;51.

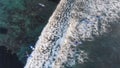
0;46;23;68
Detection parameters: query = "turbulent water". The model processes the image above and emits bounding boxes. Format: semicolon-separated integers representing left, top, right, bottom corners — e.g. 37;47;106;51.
25;0;120;68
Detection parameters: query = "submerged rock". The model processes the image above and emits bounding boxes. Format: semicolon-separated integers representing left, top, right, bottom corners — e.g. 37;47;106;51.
25;0;120;68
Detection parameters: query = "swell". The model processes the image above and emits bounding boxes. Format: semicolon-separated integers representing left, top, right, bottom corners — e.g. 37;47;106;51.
25;0;120;68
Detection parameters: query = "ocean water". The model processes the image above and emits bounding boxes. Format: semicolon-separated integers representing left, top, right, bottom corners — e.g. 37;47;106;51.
0;46;23;68
74;24;120;68
0;0;57;66
0;0;120;68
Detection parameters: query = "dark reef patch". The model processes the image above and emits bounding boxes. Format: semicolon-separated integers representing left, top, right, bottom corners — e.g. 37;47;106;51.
0;46;24;68
0;27;8;34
